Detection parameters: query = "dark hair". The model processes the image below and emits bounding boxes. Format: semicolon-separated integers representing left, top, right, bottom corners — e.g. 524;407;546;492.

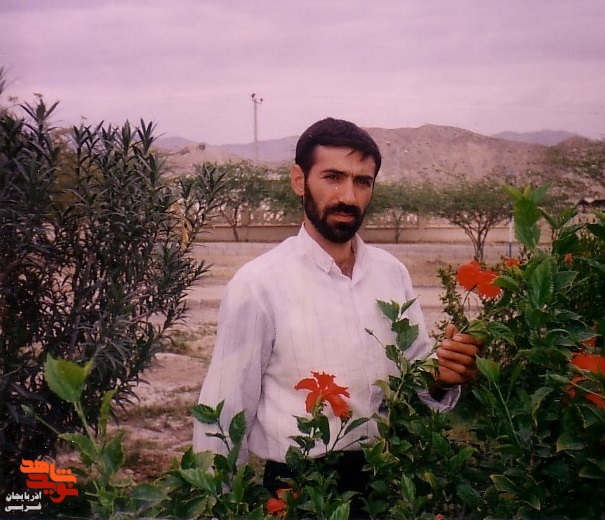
295;117;382;176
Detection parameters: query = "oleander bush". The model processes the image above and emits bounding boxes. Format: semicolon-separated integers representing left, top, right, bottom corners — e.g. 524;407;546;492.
0;80;225;491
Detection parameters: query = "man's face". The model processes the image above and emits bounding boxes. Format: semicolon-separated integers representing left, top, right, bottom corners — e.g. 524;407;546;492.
293;146;376;244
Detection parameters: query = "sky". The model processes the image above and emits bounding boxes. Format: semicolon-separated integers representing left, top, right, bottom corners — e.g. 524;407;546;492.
2;0;605;145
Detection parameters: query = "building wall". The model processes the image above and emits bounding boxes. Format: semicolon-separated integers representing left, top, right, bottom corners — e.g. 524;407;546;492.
200;220;549;244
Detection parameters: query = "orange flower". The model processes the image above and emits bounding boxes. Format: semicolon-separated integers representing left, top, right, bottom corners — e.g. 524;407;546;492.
568;352;605;409
266;488;295;517
477;270;502;299
572;352;605;374
294;372;350;418
564;253;573;264
456;260;482;291
456;260;502;299
504;257;520;268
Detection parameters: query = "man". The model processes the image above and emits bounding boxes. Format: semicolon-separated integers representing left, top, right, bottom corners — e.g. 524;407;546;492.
193;117;480;501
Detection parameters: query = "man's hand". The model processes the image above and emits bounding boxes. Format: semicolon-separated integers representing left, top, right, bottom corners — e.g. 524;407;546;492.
434;323;483;388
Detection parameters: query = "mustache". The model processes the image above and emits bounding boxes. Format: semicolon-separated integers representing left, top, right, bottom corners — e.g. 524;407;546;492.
324;203;362;218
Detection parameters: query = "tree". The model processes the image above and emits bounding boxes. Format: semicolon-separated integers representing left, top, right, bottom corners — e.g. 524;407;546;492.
0;80;223;489
433;175;513;260
370;181;432;243
198;161;270;241
263;165;304;224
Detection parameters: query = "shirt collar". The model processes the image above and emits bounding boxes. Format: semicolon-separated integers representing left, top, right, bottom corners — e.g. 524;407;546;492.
297;224;368;279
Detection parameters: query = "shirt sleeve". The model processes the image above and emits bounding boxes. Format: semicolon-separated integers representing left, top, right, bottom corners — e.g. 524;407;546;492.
192;271;274;463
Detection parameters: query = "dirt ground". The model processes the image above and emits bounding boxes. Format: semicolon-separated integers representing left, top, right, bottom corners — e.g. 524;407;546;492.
69;240;511;482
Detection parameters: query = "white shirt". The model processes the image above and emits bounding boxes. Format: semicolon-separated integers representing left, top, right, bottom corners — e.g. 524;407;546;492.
193;226;459;462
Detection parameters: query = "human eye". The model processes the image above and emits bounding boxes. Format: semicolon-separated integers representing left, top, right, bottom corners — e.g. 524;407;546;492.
356;176;374;188
323;171;342;181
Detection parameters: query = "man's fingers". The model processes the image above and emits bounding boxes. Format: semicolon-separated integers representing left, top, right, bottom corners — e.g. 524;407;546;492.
437;346;477;366
440;339;480;357
444;323;456;339
452;332;483;346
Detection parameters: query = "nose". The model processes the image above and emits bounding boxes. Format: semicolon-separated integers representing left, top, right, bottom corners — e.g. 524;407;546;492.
335;177;356;205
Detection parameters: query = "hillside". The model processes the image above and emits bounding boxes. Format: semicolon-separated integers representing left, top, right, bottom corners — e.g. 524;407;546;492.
156;124;600;189
364;125;546;183
492;130;582;146
155;142;243;177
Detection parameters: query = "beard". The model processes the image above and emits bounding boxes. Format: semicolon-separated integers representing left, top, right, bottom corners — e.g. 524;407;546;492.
303;183;366;244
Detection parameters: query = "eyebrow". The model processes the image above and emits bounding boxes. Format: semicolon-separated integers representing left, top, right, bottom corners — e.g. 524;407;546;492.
323;168;375;180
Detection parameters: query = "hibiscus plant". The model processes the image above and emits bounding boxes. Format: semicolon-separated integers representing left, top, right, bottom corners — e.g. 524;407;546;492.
435;184;605;518
37;184;605;519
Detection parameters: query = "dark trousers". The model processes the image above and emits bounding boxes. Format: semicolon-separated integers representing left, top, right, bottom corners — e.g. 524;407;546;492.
264;451;370;518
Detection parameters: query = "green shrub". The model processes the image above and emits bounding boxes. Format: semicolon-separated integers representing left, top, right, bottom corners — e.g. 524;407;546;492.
0;78;224;490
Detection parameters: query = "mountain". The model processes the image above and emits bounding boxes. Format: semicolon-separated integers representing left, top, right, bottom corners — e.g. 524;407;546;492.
492;130;582;146
156;125;598;188
214;136;298;164
155;136;197;150
154;141;244;176
363;125;547;183
204;125;547;183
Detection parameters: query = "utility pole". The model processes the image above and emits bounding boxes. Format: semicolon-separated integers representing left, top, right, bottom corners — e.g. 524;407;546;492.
251;93;263;161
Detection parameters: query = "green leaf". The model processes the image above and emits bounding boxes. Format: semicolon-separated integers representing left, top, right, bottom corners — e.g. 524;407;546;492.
228;410;246;446
451;446;475;469
526;259;553;308
515;198;540;226
524;493;542;510
44;355;93;404
396;322;419;351
179;468;218;492
495;274;520;292
190;402;221;425
476;356;500;383
400;474;416;503
130;482;168;502
467;319;489;343
524;307;549;329
60;432;97;466
530;387;552;422
491;474;519;495
514;198;542;249
487;322;516;346
587;222;605;241
553;270;577;291
99;389;116;439
457;481;481;508
556;431;585;452
100;432;125;476
579;458;605;480
377;300;400;322
422;470;441;492
318;414;331;445
328;502;351;520
344;417;370;435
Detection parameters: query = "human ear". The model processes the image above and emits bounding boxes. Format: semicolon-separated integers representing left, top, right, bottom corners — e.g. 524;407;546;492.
290;164;305;197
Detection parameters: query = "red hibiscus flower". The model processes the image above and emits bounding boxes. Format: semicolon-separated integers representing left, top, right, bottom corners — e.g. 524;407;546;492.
477;270;502;299
456;260;482;291
266;488;296;517
568;352;605;409
572;352;605;374
456;260;502;299
294;372;350;418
